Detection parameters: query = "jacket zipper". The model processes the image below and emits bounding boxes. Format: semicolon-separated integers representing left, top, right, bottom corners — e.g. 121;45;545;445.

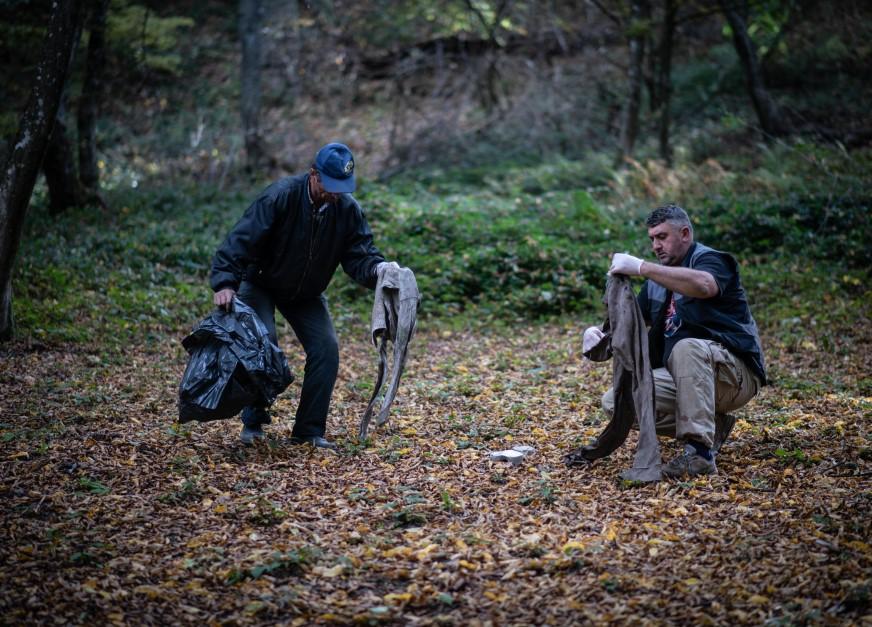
290;205;320;301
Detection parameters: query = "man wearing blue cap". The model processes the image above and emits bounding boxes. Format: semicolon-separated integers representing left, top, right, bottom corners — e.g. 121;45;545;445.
210;142;394;448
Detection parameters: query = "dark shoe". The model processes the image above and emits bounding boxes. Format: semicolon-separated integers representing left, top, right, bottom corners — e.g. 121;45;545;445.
240;425;266;445
290;435;337;450
663;444;717;478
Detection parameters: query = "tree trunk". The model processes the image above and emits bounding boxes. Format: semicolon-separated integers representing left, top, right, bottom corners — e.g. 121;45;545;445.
77;0;110;193
719;0;789;137
0;0;83;341
43;97;85;215
645;30;659;112
240;0;267;171
618;0;649;164
657;0;676;165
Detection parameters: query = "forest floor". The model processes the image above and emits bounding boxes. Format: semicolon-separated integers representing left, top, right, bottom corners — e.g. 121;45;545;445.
1;313;869;625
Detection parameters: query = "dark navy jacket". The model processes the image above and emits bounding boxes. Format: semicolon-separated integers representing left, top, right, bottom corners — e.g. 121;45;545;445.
210;174;385;303
638;242;766;384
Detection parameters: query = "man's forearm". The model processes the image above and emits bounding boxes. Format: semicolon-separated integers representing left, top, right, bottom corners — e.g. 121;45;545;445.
639;262;719;299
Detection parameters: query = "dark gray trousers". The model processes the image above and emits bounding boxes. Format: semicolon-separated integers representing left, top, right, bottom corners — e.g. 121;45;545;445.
237;281;339;438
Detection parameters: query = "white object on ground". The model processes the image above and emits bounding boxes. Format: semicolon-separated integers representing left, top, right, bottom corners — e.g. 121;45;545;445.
511;445;535;455
489;445;535;465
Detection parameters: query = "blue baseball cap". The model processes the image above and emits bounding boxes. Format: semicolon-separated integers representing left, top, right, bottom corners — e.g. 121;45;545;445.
314;142;356;193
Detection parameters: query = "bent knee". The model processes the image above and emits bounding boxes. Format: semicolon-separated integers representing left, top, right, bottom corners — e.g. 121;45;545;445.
667;338;715;372
669;338;710;359
307;335;339;364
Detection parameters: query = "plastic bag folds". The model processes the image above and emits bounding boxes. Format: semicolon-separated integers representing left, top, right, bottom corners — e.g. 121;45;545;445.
178;297;293;423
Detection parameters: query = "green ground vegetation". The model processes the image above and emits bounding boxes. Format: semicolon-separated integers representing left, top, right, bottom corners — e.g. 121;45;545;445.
14;141;871;382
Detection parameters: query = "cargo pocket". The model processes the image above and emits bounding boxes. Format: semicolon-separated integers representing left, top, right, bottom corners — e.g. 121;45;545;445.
712;343;744;411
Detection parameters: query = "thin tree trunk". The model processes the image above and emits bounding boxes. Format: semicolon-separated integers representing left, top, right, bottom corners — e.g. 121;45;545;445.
240;0;266;171
657;0;676;165
77;0;110;193
43;97;85;215
618;0;648;163
719;0;789;137
0;0;83;341
645;30;659;112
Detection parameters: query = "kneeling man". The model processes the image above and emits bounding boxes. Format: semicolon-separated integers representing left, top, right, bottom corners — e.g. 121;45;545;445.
583;204;766;478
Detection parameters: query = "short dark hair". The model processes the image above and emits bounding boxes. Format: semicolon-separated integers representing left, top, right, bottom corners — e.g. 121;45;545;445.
646;203;692;233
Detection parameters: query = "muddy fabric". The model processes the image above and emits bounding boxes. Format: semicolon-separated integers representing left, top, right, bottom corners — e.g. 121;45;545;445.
568;275;661;482
359;264;420;439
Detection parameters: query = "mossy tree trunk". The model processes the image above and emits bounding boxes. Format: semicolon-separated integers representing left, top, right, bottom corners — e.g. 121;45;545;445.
0;0;83;341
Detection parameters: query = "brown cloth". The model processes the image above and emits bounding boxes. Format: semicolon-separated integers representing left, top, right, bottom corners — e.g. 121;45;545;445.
566;275;662;482
359;264;420;439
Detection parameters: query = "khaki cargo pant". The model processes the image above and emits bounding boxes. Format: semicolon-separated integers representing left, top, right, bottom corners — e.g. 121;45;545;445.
602;338;760;449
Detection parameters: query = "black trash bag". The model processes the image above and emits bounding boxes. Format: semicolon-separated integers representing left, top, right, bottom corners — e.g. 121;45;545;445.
178;297;293;423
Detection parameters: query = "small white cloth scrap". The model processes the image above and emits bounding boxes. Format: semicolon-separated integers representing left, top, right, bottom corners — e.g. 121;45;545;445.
488;445;535;465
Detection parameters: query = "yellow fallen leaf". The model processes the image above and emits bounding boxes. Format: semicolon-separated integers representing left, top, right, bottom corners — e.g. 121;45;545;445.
415;544;439;561
846;540;870;554
383;546;412;558
562;541;587;553
314;564;345;577
458;559;478;570
133;585;162;599
384;593;412;605
684;578;701;585
484;591;507;602
748;594;769;605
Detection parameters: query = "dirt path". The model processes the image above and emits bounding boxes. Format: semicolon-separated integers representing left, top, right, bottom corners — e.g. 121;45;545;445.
1;321;869;624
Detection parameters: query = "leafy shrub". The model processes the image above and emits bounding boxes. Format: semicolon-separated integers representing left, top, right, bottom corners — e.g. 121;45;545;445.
356;183;626;317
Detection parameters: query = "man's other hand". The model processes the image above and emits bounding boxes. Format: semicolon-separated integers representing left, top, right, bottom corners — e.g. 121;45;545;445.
608;252;644;276
214;288;236;311
582;326;605;354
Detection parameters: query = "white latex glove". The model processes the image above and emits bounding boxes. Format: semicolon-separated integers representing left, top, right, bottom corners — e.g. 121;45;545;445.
608;252;644;276
582;326;605;353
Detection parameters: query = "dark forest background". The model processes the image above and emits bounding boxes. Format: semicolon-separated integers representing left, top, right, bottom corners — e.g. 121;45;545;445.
1;0;870;340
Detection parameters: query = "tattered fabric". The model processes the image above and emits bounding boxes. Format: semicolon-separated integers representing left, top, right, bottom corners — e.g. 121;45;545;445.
566;275;662;482
359;264;420;439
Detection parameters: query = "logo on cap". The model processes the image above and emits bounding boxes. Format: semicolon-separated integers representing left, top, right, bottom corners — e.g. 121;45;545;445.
344;159;354;175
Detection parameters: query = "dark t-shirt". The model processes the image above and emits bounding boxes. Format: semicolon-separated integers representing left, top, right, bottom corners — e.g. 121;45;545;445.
659;251;734;363
637;242;766;383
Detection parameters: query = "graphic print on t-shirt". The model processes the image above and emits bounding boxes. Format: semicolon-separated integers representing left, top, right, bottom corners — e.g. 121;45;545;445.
664;293;681;338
